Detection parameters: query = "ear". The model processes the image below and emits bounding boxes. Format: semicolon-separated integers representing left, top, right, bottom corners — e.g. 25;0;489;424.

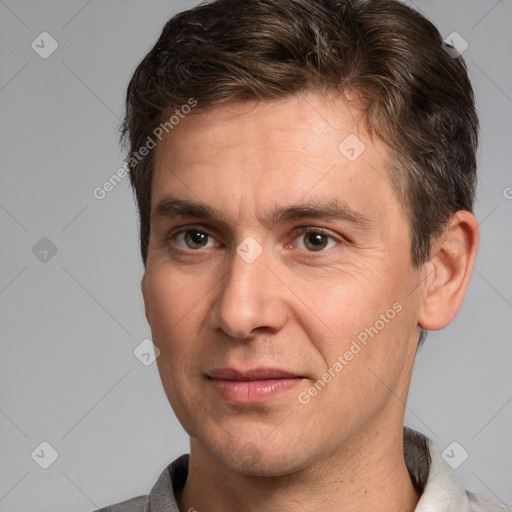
141;272;151;324
418;210;479;331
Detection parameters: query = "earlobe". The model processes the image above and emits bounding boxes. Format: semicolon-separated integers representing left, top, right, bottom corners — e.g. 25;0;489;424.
418;210;479;331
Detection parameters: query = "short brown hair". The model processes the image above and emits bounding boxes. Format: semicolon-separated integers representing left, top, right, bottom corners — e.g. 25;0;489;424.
122;0;478;268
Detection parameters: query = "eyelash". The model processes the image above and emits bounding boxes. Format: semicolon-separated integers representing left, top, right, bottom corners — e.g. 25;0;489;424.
166;225;342;254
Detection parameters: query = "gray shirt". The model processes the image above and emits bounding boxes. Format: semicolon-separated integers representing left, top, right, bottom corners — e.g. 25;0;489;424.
95;427;510;511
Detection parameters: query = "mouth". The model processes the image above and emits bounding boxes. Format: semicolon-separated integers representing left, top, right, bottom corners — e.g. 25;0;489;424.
207;367;304;403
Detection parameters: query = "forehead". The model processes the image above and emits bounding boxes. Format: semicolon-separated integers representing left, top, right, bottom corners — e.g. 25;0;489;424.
156;92;376;165
151;92;400;228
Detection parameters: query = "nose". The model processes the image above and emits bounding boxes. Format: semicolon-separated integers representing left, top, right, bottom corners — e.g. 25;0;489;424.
210;244;288;340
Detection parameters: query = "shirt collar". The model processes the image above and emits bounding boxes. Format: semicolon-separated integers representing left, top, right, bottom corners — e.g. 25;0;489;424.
147;427;482;512
403;426;473;511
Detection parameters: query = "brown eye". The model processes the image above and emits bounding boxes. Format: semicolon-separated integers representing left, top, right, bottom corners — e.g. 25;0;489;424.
176;230;214;249
294;229;339;252
304;232;328;251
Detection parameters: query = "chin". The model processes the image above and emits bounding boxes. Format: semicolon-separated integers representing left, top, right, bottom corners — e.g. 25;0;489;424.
214;440;312;478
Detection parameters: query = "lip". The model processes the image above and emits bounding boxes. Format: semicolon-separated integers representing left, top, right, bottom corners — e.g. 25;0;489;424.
208;367;300;381
208;367;303;403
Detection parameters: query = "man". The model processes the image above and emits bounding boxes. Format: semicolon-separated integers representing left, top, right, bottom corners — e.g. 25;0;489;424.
97;0;510;510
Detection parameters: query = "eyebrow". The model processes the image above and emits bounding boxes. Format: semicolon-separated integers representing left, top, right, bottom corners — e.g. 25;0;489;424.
152;197;371;228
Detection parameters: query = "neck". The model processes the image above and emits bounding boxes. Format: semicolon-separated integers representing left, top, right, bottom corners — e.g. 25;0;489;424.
176;425;420;512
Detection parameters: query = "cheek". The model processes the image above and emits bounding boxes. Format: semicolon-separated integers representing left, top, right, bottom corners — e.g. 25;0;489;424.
292;264;400;356
146;268;213;431
144;268;210;375
145;266;208;329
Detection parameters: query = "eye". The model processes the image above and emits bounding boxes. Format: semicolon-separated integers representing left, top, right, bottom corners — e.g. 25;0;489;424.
293;228;339;252
174;229;218;250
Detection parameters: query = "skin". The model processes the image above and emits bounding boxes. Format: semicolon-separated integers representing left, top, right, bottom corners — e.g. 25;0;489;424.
142;91;479;512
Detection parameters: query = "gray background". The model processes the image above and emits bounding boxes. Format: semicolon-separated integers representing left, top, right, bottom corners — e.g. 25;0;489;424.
0;0;511;510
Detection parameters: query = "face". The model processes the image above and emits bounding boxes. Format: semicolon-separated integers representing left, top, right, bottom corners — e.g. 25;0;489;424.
143;92;424;476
